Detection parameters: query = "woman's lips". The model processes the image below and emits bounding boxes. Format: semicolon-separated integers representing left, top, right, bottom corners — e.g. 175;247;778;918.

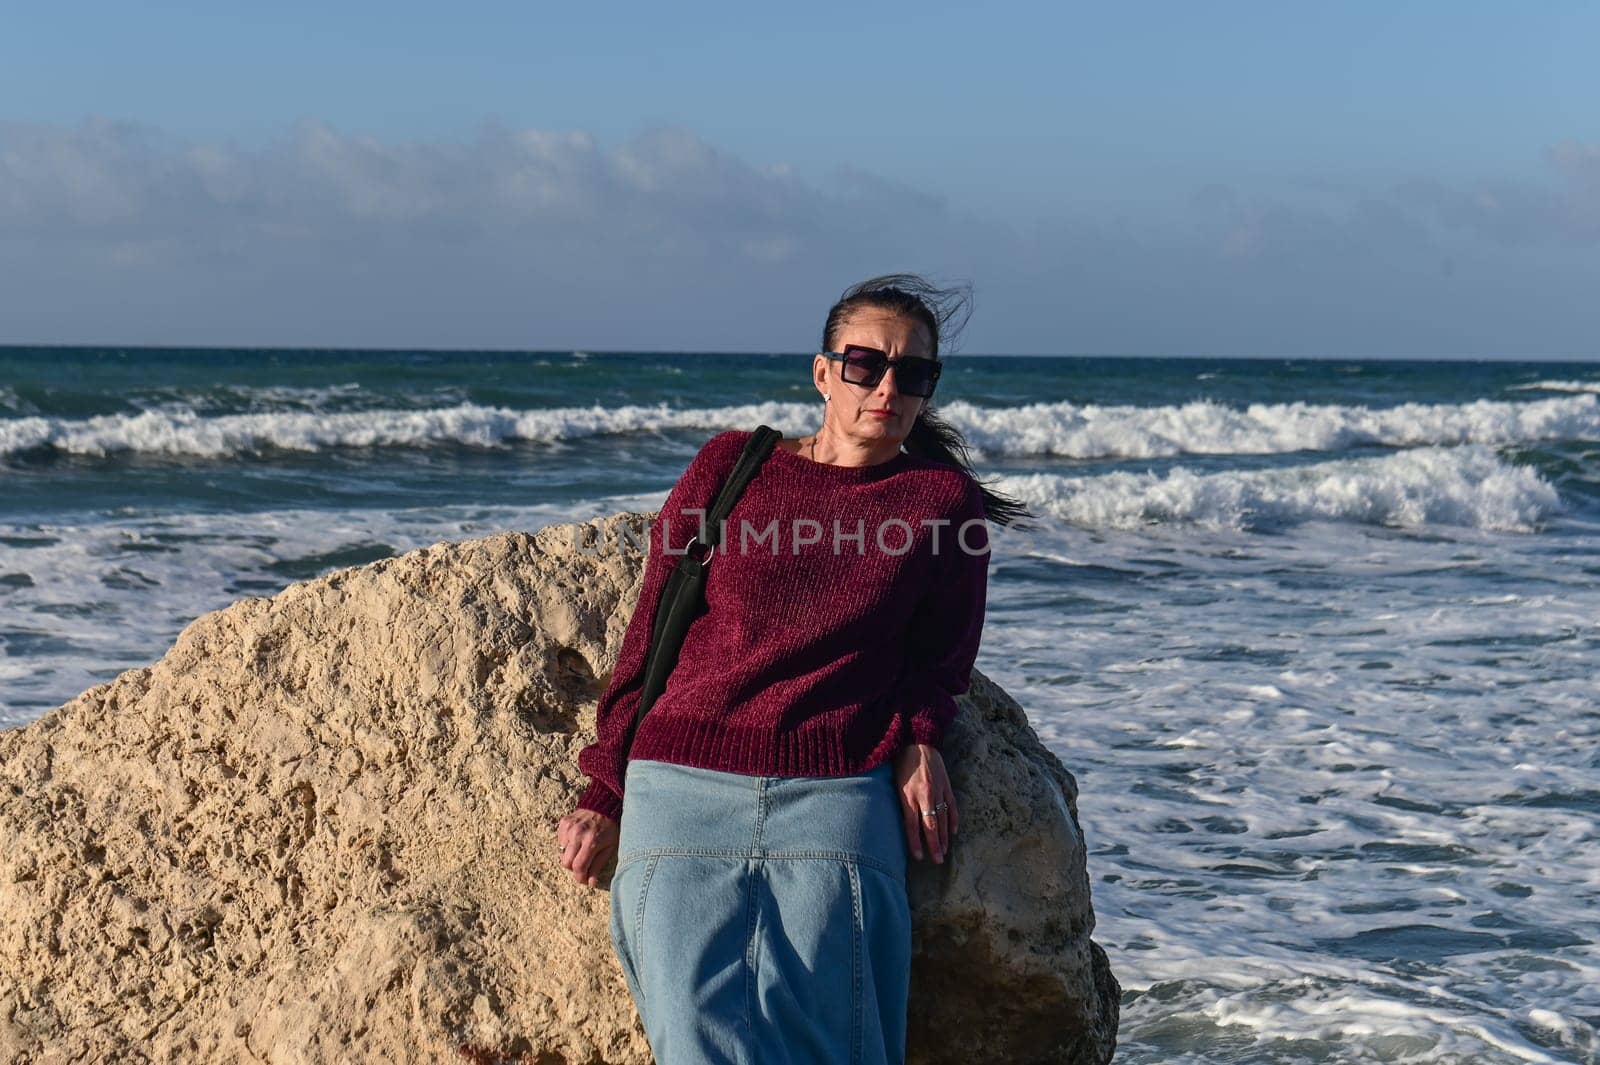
866;408;895;418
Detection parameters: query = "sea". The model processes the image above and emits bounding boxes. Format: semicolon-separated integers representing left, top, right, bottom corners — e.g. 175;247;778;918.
2;347;1597;1063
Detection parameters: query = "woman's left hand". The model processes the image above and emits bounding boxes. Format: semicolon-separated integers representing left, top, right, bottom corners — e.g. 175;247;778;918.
895;743;958;864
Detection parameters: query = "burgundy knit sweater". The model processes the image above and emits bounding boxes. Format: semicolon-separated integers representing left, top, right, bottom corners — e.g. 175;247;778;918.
575;428;991;821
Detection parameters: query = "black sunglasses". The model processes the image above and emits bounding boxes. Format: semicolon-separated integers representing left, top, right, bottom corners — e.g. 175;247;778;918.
820;344;942;398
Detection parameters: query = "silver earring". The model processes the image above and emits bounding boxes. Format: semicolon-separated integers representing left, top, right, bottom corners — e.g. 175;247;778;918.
824;394;831;402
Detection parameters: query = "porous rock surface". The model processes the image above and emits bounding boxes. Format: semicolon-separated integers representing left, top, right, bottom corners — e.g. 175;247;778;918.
0;512;1119;1064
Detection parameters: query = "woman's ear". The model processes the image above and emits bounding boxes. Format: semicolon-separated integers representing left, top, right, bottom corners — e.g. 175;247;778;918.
812;354;831;399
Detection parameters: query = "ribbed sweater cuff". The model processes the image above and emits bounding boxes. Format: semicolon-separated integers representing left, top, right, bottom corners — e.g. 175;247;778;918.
906;715;949;750
576;779;624;822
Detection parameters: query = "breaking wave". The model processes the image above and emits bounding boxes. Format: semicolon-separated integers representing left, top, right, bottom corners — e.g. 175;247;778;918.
989;445;1561;532
3;393;1597;462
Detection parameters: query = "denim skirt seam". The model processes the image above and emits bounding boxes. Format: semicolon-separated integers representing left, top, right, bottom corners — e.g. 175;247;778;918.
849;859;864;1065
631;852;660;1011
743;857;760;1047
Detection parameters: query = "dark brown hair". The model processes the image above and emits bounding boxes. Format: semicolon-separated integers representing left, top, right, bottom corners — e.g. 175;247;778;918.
822;273;1031;528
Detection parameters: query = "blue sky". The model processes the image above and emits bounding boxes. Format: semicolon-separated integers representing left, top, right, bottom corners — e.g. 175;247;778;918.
1;2;1596;356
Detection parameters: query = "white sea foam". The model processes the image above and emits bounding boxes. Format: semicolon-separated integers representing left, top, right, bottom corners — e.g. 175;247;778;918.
3;393;1598;461
1506;379;1600;395
986;516;1600;1064
0;401;812;459
990;445;1561;532
936;393;1600;459
128;382;376;412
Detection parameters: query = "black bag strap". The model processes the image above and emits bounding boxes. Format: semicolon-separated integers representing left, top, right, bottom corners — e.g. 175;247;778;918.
697;424;784;553
623;425;783;757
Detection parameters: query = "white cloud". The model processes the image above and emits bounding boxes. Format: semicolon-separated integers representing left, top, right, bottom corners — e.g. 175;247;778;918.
1390;140;1600;248
0;118;1596;356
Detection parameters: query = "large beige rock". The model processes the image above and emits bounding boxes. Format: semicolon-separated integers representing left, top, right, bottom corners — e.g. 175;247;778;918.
0;513;1119;1064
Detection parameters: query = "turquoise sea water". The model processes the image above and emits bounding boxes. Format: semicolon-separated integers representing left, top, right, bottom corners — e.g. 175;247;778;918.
2;347;1598;1062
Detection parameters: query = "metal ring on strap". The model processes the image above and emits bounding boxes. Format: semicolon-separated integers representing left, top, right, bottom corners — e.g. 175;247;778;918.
684;535;715;565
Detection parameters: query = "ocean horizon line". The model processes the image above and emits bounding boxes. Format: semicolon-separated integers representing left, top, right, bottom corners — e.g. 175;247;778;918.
2;343;1598;365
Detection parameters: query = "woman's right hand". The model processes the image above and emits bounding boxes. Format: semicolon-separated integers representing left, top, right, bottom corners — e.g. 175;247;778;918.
558;808;620;889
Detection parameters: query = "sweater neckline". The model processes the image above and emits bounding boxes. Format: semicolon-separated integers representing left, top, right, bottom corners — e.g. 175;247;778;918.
766;437;911;482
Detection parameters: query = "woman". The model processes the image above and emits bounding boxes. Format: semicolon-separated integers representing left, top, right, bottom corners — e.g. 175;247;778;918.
558;274;1027;1064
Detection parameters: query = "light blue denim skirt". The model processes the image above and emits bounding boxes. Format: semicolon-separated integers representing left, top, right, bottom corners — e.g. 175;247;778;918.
609;757;912;1065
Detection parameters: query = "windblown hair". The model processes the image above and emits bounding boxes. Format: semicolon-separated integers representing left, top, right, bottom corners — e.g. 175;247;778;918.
821;273;1031;529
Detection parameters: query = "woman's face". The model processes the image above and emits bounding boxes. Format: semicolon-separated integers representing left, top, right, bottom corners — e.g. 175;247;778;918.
814;309;935;450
